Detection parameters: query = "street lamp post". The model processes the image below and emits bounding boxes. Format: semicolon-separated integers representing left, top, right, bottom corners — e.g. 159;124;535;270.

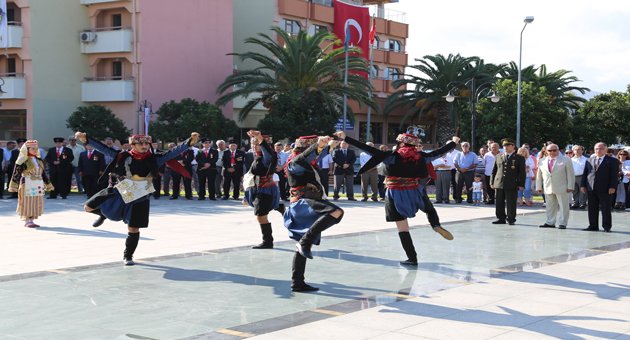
517;16;534;147
445;79;500;150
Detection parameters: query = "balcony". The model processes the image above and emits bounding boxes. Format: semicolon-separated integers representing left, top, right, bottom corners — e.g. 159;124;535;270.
278;0;308;17
80;0;129;4
7;24;23;48
81;77;134;102
80;28;133;54
0;74;27;99
386;50;407;65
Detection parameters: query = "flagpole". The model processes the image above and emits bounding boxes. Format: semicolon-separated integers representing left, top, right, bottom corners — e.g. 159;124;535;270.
366;16;374;142
342;42;349;133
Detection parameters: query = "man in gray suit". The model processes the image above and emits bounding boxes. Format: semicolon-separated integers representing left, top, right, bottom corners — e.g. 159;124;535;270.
536;144;575;229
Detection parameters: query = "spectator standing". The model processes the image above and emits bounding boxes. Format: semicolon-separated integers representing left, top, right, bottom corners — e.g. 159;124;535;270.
332;140;356;201
45;137;74;199
484;142;499;204
570;145;588;209
221;141;245;200
67;136;85;193
614;150;628;210
536;143;575;229
517;147;534;206
581;142;619;232
376;145;389;199
161;143;176;198
359;142;379;202
453;142;478;204
196;138;218;201
316;148;333;197
490;139;526;225
432;147;453;204
214;140;227;198
77;144;106;198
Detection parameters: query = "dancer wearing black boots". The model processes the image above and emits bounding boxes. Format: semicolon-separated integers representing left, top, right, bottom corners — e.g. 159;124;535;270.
76;131;198;266
283;135;344;292
243;130;285;249
335;129;459;266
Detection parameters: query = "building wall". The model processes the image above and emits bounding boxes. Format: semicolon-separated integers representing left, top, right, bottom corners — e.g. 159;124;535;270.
139;0;234;119
29;0;89;146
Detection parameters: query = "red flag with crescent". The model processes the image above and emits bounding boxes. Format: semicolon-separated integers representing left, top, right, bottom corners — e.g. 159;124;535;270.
333;0;370;61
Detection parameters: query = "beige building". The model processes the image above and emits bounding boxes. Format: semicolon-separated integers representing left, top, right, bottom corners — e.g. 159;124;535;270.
232;0;438;146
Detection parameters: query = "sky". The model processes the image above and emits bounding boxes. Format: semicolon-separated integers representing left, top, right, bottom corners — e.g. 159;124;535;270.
383;0;630;94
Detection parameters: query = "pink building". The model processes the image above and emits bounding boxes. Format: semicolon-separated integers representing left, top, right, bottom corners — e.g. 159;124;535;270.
80;0;234;134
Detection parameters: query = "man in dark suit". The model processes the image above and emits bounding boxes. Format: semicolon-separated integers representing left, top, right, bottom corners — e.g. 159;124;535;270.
490;138;526;225
196;138;218;200
151;143;164;199
45;137;74;199
221;141;245;200
77;144;106;197
6;139;25;199
332;140;356;200
170;140;194;200
581;142;619;232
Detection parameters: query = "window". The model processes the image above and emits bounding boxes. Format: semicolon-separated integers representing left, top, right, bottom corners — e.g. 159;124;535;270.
313;24;328;34
388;39;402;52
112;61;123;80
112;14;122;29
7;8;15;22
0;110;27;141
7;58;16;76
283;19;301;36
311;0;333;6
385;67;402;80
370;65;379;78
359;122;383;143
372;36;380;49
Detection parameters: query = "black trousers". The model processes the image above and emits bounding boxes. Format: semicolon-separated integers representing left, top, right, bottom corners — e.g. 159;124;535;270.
317;168;330;196
588;191;612;229
198;169;216;198
495;188;518;222
484;175;495;201
49;167;72;198
377;174;386;198
223;170;243;199
152;175;162;198
455;171;474;202
172;172;192;198
277;171;289;200
82;175;99;198
0;171;4;197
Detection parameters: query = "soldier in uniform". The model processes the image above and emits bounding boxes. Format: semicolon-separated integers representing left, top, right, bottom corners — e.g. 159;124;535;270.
196;138;218;200
490;138;526;225
45;137;74;199
77;144;106;198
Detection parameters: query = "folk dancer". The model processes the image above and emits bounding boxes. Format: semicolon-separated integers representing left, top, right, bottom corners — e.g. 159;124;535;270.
8;140;54;228
243;130;285;249
284;135;344;292
76;131;198;265
335;130;459;266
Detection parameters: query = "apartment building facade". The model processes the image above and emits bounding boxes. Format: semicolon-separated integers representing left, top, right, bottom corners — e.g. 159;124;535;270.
0;0;233;147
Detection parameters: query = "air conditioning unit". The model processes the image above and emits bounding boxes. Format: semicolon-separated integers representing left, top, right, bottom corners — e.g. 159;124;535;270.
80;31;97;43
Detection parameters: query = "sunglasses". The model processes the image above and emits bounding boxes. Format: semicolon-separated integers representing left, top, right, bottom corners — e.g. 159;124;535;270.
547;149;559;152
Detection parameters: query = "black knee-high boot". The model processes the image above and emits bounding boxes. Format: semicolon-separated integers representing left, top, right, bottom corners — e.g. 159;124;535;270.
252;223;274;249
398;231;418;266
123;232;140;265
291;251;318;292
297;214;342;259
91;209;106;228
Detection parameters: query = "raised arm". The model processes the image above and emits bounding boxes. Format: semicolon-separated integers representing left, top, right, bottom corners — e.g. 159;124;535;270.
157;133;200;167
259;140;277;168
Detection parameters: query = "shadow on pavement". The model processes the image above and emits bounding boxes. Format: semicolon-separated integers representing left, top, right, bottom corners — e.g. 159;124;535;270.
35;226;154;240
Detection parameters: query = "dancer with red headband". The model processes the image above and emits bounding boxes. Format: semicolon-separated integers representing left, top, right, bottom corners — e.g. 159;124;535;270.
75;131;199;265
283;135;343;292
243;130;285;249
335;129;460;266
8;140;54;228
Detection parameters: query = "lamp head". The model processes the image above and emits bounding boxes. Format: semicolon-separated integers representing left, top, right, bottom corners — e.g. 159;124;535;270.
445;93;456;103
524;16;534;23
489;92;500;103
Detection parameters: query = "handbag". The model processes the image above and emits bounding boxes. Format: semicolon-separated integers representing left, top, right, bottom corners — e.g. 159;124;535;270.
24;177;45;197
243;170;257;191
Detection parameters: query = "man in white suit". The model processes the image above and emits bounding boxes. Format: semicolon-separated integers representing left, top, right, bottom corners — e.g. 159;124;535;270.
536;144;575;229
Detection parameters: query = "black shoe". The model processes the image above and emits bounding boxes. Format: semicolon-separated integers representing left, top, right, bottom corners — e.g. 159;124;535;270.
348;198;357;201
185;196;193;200
434;201;443;204
579;205;587;210
443;201;450;204
455;200;462;203
61;196;67;199
371;197;378;202
558;225;567;229
603;228;612;233
508;221;515;225
221;197;229;200
296;243;313;259
277;203;286;215
399;259;418;266
47;196;57;199
198;197;205;201
485;200;494;205
123;258;135;266
209;197;216;201
252;242;273;249
361;198;368;202
291;283;319;292
92;215;106;228
492;220;506;224
333;197;339;201
153;196;160;200
232;197;240;200
170;196;178;200
582;227;599;231
569;205;580;210
539;224;556;228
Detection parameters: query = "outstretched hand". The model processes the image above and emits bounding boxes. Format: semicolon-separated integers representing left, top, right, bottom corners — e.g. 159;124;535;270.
333;131;346;140
452;136;461;144
74;132;87;144
190;132;200;145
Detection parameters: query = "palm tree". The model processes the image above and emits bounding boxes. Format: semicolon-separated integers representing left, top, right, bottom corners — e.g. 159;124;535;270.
501;62;589;112
384;53;504;142
216;26;375;122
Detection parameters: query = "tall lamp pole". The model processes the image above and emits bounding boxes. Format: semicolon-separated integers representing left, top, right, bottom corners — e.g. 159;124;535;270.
517;16;534;147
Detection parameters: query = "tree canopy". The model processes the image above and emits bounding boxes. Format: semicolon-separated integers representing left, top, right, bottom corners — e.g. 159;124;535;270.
66;105;131;142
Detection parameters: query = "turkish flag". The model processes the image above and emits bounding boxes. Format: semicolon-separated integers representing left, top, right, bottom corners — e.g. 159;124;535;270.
333;0;370;61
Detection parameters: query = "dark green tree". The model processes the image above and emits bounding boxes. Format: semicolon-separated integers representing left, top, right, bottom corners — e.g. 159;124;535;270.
150;98;240;143
572;86;630;148
216;26;375;130
66;104;131;142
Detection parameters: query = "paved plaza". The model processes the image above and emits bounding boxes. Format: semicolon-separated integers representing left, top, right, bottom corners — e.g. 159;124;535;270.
0;196;629;339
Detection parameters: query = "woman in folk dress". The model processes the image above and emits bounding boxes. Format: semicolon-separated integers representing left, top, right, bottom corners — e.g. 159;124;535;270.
8;140;54;228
